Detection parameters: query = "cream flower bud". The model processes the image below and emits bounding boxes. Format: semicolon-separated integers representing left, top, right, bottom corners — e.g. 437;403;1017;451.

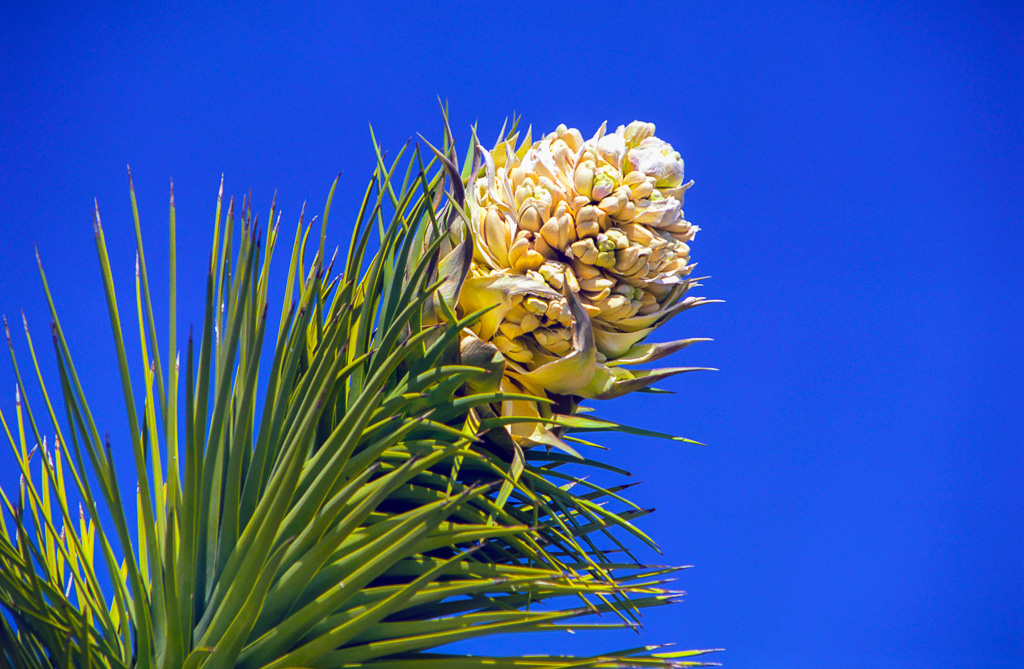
574;205;603;239
551;139;574;173
509;166;529;190
626;137;685;188
538;211;577;252
577;272;615;293
595;132;627;168
619;222;655;246
573;160;596;200
519;203;542;232
570;238;600;265
537;261;579;292
591;167;618;202
619;201;637;222
598;189;629;217
514;184;532;210
623;170;646;187
482;206;511;265
631;180;655;200
604;229;629;250
572;262;601;280
622;120;656;148
615;246;640;272
567;129;584;152
633;196;682;227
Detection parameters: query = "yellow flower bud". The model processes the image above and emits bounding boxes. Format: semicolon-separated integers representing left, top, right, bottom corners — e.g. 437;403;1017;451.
507;236;529;266
615;246;640;272
574;205;603;239
521;313;541;332
532;329;557;348
578;273;615;293
492;335;534;364
508;240;545;272
619;222;655;246
648;246;666;267
605;228;629;249
598;293;635;321
499;320;525;339
621;253;650;278
533;233;556;259
538;217;561;251
547;338;572;356
519;203;542;232
571;261;601;281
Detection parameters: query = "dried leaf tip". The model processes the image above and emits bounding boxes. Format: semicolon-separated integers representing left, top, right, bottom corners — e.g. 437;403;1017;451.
92;198;102;233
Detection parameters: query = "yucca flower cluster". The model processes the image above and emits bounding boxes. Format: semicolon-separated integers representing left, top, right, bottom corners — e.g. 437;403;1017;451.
454;120;712;447
473;121;696;326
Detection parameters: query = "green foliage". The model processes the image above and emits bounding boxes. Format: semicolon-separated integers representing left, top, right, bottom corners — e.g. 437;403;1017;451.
0;119;719;668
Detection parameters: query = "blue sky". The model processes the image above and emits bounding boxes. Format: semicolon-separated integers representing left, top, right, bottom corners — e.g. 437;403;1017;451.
1;1;1021;667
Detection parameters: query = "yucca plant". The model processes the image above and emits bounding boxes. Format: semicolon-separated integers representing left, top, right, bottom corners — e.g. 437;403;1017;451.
0;113;719;668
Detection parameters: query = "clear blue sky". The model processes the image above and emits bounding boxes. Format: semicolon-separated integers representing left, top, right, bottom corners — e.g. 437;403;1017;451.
1;1;1021;667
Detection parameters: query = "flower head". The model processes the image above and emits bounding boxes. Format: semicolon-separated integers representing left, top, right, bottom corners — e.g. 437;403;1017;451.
468;121;700;358
443;120;713;448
